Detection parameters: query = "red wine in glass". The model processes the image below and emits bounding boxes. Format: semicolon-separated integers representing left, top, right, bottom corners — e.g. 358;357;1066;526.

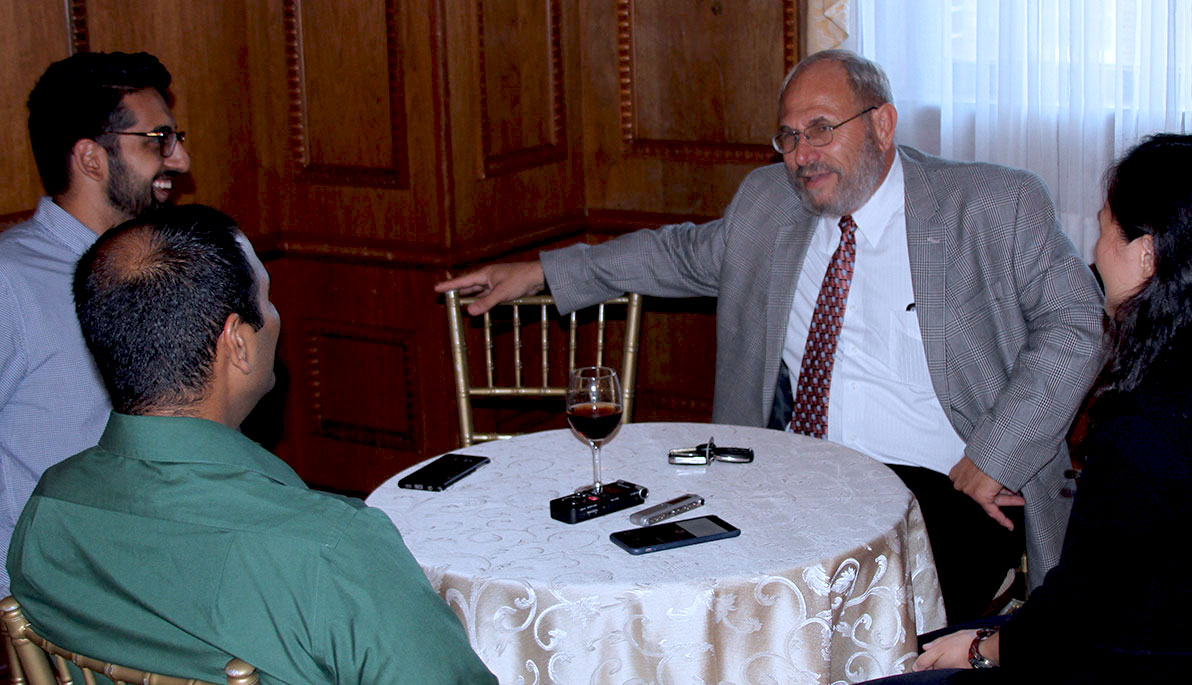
566;401;623;442
566;366;623;492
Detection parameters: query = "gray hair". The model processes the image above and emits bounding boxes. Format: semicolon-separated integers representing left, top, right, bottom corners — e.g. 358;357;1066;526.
780;49;894;107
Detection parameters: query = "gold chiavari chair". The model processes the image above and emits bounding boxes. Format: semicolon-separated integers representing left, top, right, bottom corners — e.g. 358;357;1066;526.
1;596;258;685
445;290;643;447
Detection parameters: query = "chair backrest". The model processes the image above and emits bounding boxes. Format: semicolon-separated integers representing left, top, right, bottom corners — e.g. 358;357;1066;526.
1;596;258;685
445;290;643;446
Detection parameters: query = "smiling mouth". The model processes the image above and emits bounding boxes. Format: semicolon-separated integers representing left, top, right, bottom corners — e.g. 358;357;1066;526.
152;176;173;197
799;171;834;189
796;164;839;189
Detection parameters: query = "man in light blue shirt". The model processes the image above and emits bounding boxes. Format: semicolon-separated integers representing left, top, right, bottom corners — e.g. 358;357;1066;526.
0;51;191;596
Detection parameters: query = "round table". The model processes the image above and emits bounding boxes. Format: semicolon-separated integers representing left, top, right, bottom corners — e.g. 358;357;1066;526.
366;423;945;684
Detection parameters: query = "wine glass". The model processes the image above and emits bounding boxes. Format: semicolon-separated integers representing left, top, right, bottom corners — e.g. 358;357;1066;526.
566;366;623;493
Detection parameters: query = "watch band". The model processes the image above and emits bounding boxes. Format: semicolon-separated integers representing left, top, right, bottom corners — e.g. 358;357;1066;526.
968;628;999;669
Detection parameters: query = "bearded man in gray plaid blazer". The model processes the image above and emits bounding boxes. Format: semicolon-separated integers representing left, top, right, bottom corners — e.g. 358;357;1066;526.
438;50;1105;624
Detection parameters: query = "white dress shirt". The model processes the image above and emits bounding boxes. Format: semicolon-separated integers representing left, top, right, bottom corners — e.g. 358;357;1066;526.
783;155;966;474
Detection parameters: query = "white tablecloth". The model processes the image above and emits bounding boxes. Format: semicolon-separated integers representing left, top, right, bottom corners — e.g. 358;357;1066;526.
367;422;944;684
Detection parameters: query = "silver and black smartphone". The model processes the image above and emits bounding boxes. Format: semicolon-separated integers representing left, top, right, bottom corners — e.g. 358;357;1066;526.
398;453;490;491
610;514;740;554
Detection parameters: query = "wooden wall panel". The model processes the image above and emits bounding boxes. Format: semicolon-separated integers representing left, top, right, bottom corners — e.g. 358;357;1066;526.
0;1;69;225
274;0;446;251
631;0;786;147
582;0;798;215
477;0;565;174
446;0;584;254
268;259;456;492
289;0;409;186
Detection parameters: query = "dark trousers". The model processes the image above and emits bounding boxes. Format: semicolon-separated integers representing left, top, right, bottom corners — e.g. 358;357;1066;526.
888;465;1025;625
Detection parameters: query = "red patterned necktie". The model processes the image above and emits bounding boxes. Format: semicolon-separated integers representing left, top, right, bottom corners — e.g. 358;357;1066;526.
790;214;857;438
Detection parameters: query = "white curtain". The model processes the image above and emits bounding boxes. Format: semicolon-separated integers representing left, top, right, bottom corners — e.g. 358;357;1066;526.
856;0;1192;261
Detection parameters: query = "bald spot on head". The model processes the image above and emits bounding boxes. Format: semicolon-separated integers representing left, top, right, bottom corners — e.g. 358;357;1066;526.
87;224;171;286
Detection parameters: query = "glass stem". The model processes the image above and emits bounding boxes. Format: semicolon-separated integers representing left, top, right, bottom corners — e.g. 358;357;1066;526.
590;441;603;491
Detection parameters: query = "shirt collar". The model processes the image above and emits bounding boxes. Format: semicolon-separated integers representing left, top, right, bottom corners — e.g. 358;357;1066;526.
828;153;906;246
98;412;307;488
32;196;101;256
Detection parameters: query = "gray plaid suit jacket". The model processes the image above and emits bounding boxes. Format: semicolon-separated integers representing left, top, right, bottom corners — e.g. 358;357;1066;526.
542;146;1106;586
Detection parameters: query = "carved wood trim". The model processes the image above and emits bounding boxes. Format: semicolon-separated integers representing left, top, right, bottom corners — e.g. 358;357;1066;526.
67;1;89;53
615;0;799;164
270;208;737;268
476;0;567;177
303;320;419;449
277;209;587;267
429;0;457;244
283;0;410;188
585;208;719;233
782;0;798;72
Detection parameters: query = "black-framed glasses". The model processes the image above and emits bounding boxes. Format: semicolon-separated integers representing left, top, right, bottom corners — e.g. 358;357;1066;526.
102;128;187;157
771;106;877;154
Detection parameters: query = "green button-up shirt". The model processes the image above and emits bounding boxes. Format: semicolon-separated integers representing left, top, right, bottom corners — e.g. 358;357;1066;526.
7;412;494;684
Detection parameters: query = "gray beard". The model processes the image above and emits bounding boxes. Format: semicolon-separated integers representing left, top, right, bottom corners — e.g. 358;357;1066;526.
786;133;886;217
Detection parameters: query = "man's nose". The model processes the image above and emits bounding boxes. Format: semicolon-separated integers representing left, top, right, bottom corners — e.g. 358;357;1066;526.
165;140;190;173
791;136;819;167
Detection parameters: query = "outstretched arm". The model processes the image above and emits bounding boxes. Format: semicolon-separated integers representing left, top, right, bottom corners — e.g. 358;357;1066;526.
434;261;545;315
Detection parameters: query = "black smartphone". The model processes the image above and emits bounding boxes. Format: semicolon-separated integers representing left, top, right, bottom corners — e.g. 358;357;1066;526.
610;514;740;555
397;453;491;491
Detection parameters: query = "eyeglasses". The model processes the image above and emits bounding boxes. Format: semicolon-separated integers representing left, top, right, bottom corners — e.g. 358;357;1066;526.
771;106;877;154
102;128;187;157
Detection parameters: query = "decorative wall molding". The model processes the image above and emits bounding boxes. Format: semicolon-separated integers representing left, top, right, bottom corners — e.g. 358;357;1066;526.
475;0;567;177
615;0;799;164
283;0;411;188
277;209;587;266
68;0;89;53
303;320;419;450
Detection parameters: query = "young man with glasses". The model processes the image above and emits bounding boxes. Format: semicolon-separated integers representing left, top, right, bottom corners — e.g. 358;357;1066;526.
0;51;190;597
437;50;1106;624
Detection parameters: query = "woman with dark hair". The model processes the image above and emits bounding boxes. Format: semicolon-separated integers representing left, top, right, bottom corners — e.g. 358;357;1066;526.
869;133;1192;683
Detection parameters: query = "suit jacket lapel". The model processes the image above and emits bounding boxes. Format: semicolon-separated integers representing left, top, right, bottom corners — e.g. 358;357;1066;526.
763;203;814;420
902;149;953;424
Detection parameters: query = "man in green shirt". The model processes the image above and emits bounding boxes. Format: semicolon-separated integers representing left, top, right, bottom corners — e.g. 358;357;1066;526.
6;205;495;684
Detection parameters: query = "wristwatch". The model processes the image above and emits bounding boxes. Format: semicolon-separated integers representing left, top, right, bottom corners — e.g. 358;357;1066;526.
968;627;999;669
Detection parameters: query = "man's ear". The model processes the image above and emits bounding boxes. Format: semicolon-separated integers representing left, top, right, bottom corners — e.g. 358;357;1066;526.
70;138;109;184
220;312;253;376
872;102;898;152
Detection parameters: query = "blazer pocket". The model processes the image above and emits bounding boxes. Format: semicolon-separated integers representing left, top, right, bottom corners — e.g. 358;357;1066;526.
955;278;1011;317
948;278;1025;378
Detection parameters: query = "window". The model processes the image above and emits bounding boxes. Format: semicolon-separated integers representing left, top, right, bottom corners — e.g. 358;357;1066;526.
857;0;1192;258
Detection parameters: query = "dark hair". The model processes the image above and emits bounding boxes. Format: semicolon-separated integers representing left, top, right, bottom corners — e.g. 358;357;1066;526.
74;205;264;415
1097;133;1192;397
28;51;172;195
781;49;894;108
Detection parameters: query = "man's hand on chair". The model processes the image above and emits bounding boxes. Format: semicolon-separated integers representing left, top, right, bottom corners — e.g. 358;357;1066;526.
435;261;546;315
